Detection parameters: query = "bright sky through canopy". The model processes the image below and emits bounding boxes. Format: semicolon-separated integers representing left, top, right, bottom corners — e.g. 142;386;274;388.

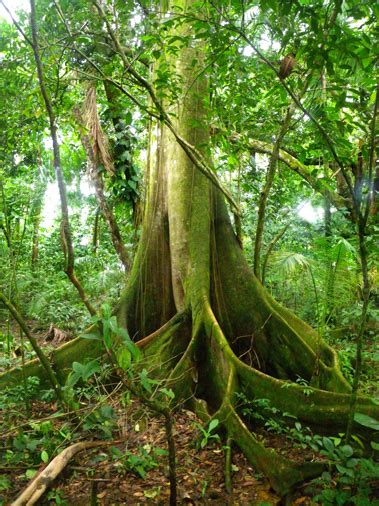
0;0;29;21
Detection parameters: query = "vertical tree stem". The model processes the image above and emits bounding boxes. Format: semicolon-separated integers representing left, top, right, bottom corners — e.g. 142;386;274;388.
345;223;370;440
0;290;67;407
253;107;293;278
29;0;96;316
164;413;177;506
74;107;130;270
224;436;233;495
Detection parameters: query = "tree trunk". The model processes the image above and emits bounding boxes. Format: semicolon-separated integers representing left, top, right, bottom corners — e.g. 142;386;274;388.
253;106;293;278
31;180;45;269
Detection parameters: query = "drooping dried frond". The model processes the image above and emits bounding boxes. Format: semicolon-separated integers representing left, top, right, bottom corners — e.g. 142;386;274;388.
83;85;115;175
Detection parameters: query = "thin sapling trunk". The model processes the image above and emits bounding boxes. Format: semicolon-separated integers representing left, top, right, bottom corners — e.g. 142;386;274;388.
29;0;96;316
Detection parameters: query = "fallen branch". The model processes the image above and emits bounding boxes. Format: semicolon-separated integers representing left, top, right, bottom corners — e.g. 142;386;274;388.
11;440;117;506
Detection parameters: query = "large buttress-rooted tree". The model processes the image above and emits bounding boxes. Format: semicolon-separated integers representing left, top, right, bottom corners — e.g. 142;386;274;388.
106;3;378;493
1;0;378;496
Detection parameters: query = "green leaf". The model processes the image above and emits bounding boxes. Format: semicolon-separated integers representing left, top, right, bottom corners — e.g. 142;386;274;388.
103;328;111;349
117;327;141;361
160;387;175;399
140;369;152;393
72;362;84;375
124;112;133;125
82;360;101;380
25;469;37;480
117;348;131;370
354;413;379;430
41;450;49;463
208;419;219;432
322;437;335;452
339;445;353;458
109;316;118;333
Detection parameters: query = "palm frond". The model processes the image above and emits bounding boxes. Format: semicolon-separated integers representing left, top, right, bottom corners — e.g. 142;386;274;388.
270;251;311;275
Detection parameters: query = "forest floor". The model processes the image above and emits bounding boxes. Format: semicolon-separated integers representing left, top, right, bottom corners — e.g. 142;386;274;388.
0;322;378;505
1;394;318;506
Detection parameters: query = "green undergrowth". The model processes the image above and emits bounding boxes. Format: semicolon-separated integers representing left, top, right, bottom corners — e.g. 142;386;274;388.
235;391;379;505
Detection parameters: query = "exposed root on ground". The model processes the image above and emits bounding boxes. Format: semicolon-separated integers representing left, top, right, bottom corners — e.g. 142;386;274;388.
12;440;117;506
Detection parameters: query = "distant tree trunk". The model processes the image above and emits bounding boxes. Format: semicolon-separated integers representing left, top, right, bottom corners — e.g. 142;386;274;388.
92;207;100;254
31;181;46;269
29;0;96;316
0;179;13;256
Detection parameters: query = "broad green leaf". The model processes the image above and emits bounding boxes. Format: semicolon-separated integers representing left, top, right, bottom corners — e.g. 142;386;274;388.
354;413;379;431
322;437;334;452
208;419;219;432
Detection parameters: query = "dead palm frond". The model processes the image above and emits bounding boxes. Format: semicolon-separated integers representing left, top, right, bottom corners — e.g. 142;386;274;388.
82;84;114;176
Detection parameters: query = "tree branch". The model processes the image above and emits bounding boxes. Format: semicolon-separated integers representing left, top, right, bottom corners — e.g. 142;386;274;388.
0;290;66;406
245;138;348;210
253;106;293;278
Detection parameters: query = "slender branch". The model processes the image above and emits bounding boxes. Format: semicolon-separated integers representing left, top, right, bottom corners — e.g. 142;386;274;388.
346;85;378;439
345;222;371;441
27;0;96;316
245;138;348;209
224;436;233;494
0;290;66;406
253;106;293;278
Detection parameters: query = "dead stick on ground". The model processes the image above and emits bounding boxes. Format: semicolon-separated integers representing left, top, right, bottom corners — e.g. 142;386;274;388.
11;440;119;506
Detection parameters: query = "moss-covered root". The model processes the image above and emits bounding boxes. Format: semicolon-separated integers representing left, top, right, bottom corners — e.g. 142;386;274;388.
0;336;104;389
235;358;379;431
202;302;324;495
203;296;379;434
0;312;188;391
218;400;324;496
137;312;191;382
